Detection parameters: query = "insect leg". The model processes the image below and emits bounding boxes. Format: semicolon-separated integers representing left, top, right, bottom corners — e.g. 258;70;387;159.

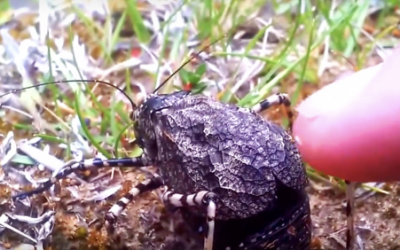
345;180;356;250
12;156;149;200
105;174;164;225
251;93;294;130
162;190;217;250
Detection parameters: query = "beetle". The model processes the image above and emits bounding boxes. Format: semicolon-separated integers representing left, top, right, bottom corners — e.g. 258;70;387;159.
3;38;312;250
293;44;400;250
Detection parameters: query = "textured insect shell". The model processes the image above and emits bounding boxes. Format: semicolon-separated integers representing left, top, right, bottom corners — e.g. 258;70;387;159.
133;91;190;156
134;91;308;220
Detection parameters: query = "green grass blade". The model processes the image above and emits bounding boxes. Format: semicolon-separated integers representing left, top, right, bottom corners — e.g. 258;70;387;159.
125;0;150;43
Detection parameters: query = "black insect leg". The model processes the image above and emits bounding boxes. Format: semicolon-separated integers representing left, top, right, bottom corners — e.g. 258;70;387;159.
105;174;164;226
251;93;294;130
12;156;149;200
162;190;217;250
345;180;356;250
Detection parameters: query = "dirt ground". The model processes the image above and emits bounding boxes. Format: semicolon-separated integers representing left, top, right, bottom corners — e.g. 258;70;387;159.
104;180;400;250
309;183;400;250
1;168;397;250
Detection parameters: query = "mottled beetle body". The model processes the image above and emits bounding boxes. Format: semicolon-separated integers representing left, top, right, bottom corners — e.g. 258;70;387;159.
7;38;312;249
136;91;307;219
132;91;312;249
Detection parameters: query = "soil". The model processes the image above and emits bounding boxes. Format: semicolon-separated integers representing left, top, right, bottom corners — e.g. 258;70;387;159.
309;183;400;250
2;165;399;250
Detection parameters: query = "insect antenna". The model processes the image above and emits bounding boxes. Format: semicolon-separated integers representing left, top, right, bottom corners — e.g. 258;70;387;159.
1;16;256;110
0;17;255;113
0;79;137;110
152;16;259;95
0;36;228;112
152;33;228;94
